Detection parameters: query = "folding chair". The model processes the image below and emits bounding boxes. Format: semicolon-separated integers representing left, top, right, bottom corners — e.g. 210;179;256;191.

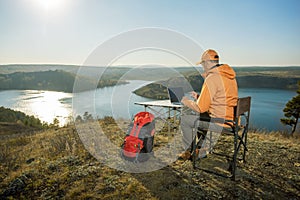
191;96;251;180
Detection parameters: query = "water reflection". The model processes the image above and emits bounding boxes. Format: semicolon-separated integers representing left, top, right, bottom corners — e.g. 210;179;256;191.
0;90;72;126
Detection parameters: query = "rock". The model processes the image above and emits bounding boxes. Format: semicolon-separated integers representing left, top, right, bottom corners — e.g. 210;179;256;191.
294;162;300;167
26;158;35;164
98;185;116;194
2;175;28;197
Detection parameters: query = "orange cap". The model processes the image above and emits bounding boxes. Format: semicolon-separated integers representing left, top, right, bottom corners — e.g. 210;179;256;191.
196;49;219;65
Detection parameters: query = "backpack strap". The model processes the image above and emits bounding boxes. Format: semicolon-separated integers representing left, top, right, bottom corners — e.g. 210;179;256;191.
129;121;143;137
130;111;155;137
134;143;141;163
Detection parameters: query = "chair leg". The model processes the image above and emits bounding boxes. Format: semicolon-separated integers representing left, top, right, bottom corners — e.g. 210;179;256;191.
237;128;248;163
231;131;238;180
209;131;212;153
192;128;197;169
243;129;248;162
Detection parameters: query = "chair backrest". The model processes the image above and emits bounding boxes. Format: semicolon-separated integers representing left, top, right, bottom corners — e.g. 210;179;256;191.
236;96;251;117
235;96;251;127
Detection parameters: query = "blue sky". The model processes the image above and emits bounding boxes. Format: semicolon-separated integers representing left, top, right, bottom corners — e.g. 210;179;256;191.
0;0;299;66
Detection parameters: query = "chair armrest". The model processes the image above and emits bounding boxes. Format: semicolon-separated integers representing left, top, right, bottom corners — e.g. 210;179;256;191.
194;116;236;130
224;119;235;129
200;117;235;129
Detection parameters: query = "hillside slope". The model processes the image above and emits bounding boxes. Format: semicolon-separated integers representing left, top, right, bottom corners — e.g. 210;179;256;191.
0;120;299;199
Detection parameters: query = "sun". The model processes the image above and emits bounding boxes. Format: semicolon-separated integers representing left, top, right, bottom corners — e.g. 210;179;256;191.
36;0;66;12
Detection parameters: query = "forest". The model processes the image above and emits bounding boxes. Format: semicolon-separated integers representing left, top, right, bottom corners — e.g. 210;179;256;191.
0;106;45;128
0;69;128;93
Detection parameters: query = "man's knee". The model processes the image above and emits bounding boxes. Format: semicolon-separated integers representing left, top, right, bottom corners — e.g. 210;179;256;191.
181;114;197;125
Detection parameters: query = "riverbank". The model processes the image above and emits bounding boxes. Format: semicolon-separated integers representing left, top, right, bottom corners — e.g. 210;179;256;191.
0;119;299;199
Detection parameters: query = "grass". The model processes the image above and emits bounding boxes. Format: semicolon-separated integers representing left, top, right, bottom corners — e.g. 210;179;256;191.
0;119;299;199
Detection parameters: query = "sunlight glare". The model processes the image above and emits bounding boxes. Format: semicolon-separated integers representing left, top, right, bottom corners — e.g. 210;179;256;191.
26;91;72;126
36;0;66;12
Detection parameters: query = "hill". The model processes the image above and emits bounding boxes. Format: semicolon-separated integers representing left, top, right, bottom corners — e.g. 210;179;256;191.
0;70;128;93
0;106;47;130
0;119;299;199
0;122;41;137
0;64;79;74
0;65;299;94
0;70;78;93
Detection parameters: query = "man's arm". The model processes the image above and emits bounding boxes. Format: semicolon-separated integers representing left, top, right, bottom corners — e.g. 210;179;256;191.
181;97;201;112
196;82;211;113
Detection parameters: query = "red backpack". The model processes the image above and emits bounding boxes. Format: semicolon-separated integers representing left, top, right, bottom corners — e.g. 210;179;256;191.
121;112;155;162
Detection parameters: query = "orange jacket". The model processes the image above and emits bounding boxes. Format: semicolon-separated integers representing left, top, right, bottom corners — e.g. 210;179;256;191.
196;64;238;120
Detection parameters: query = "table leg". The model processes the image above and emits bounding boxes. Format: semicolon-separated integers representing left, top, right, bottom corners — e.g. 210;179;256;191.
168;108;171;137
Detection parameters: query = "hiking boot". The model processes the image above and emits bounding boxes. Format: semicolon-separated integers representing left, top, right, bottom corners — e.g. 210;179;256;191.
178;151;191;161
199;148;208;158
194;148;209;160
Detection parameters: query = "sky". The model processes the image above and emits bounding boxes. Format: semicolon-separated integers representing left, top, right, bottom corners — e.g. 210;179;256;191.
0;0;299;66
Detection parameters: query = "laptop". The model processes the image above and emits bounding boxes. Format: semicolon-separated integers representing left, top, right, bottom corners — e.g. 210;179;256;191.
167;87;185;105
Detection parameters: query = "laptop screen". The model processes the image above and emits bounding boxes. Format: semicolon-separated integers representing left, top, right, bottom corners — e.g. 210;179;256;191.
168;87;184;104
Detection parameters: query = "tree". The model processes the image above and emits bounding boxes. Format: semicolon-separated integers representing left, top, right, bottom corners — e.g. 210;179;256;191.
75;115;83;123
51;118;60;128
83;111;93;122
281;81;300;135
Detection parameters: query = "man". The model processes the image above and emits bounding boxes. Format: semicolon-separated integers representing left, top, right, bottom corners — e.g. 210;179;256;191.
179;49;238;160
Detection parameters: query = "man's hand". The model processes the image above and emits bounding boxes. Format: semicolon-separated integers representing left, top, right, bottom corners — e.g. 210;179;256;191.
181;96;190;106
189;91;199;100
181;96;200;113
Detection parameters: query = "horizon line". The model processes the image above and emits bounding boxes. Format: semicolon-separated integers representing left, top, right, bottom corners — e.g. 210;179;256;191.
1;63;300;68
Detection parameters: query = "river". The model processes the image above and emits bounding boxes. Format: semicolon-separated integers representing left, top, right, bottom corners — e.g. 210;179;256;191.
0;80;296;132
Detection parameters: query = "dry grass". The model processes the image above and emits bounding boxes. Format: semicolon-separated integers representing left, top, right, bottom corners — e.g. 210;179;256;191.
0;121;299;199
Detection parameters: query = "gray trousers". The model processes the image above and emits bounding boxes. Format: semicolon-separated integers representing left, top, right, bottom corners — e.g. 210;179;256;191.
180;112;225;151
